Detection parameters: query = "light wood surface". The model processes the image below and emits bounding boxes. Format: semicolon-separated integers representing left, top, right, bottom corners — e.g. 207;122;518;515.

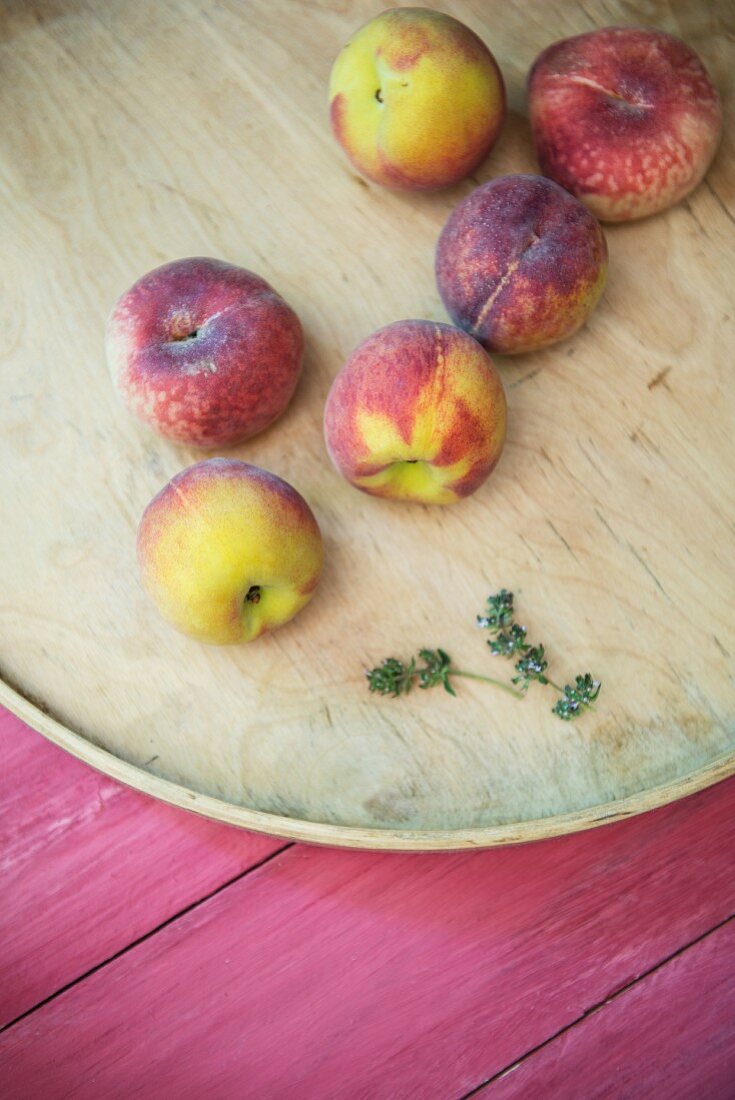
1;0;733;848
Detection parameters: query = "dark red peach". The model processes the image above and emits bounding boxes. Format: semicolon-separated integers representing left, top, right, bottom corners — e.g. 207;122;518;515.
435;174;608;355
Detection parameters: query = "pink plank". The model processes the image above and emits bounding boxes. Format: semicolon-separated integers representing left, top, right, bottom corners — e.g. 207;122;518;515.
0;709;283;1026
484;919;735;1100
1;776;734;1099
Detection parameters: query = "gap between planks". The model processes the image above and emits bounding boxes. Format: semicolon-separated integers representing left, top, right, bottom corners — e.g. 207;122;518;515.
461;911;735;1098
0;841;294;1036
2;839;731;1096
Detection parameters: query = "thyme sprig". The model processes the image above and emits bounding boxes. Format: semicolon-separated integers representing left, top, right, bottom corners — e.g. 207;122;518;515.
366;648;524;700
478;590;600;717
366;590;601;723
488;623;528;657
476;588;514;632
552;674;602;721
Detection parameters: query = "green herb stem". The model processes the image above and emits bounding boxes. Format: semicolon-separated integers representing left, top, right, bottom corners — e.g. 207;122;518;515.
366;591;601;723
451;669;526;699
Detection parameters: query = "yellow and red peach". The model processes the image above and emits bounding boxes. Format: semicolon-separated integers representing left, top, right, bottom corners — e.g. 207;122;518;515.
329;7;505;191
435;174;607;355
137;459;323;645
323;320;506;504
528;27;722;222
106;257;303;448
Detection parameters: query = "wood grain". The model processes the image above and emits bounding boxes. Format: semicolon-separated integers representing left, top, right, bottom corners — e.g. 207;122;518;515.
1;773;733;1098
0;709;283;1029
1;0;734;846
482;919;735;1100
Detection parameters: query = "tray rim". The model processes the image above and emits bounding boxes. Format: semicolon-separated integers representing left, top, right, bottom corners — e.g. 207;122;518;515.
3;679;733;850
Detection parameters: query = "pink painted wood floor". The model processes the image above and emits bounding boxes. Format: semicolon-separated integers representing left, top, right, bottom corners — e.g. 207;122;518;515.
1;708;733;1099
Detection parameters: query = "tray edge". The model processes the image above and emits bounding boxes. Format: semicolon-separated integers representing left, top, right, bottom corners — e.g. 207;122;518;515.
2;678;733;851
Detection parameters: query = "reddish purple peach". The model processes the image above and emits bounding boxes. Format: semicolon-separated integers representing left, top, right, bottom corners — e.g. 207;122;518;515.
435;174;608;355
528;27;722;222
106;257;303;448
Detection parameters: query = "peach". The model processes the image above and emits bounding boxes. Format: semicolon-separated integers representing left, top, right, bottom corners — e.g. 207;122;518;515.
106;257;303;448
323;320;506;504
328;7;505;191
528;27;723;222
137;459;323;645
435;174;607;355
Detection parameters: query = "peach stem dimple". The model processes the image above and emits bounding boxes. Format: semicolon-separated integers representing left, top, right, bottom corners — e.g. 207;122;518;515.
565;74;653;109
522;231;541;255
167;311;201;343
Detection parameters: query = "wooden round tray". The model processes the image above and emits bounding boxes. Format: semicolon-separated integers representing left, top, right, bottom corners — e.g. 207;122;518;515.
2;1;733;850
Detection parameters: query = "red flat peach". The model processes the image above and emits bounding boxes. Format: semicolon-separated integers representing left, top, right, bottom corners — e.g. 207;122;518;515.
106;257;303;448
528;27;722;222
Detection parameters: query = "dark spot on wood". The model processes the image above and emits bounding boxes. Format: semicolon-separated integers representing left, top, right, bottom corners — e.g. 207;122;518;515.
509;367;541;389
546;519;578;561
647;366;672;390
594;508;622;544
627;542;671;601
629;426;661;454
519;534;542;564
